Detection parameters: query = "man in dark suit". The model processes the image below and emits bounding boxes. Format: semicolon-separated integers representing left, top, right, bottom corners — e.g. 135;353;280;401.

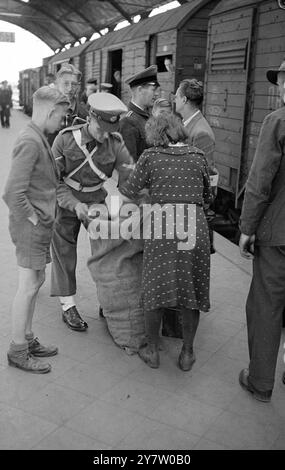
238;60;285;403
119;65;160;162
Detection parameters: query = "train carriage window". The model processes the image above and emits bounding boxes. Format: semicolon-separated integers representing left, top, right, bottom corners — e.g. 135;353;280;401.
156;55;173;73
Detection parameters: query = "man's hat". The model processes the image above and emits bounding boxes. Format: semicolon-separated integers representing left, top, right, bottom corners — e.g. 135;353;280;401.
266;60;285;85
125;65;160;88
87;78;97;85
153;98;171;109
88;92;128;132
100;82;113;91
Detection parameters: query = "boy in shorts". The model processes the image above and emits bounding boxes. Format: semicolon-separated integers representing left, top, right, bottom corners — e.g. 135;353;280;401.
3;86;69;373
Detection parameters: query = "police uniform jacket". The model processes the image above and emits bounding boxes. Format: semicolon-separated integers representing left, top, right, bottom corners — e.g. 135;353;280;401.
184;110;215;171
240;106;285;246
119;101;150;162
52;123;134;212
3;121;58;226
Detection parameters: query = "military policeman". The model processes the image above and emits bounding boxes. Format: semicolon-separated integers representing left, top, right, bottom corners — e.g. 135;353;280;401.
50;92;134;331
119;65;160;162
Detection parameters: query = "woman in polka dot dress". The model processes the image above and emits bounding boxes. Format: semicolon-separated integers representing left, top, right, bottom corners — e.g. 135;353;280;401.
119;114;213;370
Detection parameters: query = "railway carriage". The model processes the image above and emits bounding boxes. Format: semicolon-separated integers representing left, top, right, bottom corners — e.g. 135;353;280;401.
83;0;220;103
19;66;43;115
204;0;285;208
18;0;285;217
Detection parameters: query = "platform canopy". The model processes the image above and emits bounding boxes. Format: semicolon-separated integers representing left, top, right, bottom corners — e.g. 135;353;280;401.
0;0;189;51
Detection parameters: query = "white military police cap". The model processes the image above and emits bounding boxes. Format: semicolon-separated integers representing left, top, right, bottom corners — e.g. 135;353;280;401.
88;92;128;132
100;82;113;91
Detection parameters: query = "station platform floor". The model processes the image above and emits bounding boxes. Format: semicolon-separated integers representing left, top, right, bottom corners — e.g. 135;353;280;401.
0;110;284;450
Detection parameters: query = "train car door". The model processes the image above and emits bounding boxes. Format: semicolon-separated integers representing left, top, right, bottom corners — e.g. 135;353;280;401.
106;49;122;98
204;5;256;205
176;30;208;85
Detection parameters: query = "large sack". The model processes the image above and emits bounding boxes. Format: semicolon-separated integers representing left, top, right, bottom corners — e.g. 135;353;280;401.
87;216;146;354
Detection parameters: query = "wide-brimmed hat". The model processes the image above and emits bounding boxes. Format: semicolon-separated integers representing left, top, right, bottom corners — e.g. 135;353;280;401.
88;92;127;132
266;60;285;85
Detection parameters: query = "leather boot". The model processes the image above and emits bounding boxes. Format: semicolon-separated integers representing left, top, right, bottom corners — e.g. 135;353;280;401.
7;342;51;374
28;337;58;357
239;369;272;403
178;344;196;371
138;344;160;368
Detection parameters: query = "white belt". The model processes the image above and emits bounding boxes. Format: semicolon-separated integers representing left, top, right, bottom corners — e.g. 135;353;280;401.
64;177;103;193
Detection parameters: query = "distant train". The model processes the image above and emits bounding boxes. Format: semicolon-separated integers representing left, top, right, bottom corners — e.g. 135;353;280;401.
18;0;285;217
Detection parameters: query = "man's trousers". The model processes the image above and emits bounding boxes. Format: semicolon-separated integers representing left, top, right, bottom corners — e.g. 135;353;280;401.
246;245;285;391
51;206;83;297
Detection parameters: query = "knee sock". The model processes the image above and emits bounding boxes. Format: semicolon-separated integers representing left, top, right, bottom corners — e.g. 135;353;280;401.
181;308;200;350
59;296;76;312
144;308;163;346
8;341;28;356
25;332;34;347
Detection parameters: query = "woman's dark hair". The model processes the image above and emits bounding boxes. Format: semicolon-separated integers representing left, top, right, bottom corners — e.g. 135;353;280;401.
145;113;188;147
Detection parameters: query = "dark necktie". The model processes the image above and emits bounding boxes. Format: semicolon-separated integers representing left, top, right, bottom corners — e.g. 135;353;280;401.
86;140;97;153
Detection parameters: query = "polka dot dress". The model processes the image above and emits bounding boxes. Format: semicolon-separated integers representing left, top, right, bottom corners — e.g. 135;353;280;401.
120;145;212;313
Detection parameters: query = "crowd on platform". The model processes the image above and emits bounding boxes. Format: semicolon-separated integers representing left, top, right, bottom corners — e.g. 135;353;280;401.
2;59;285;403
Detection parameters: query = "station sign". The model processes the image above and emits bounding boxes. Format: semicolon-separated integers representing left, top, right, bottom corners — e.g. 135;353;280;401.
0;32;15;42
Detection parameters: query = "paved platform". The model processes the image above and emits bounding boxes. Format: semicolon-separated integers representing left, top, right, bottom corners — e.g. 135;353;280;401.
0;110;284;450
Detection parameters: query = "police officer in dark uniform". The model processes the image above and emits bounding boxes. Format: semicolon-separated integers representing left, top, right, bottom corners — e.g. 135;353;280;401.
119;65;160;162
50;92;134;331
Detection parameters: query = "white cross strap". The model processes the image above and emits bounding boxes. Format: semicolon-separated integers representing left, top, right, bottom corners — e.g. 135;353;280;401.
72;129;108;181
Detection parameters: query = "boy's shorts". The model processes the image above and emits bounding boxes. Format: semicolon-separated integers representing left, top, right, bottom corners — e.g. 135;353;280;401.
9;217;53;270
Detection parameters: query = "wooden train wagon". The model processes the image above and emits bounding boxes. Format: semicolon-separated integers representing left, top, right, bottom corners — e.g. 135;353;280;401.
19;67;43;115
204;0;285;207
48;41;91;87
84;0;220;103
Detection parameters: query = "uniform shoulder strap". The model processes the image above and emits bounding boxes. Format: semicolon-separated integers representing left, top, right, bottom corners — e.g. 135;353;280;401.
111;131;123;142
72;129;108;181
60;123;83;135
